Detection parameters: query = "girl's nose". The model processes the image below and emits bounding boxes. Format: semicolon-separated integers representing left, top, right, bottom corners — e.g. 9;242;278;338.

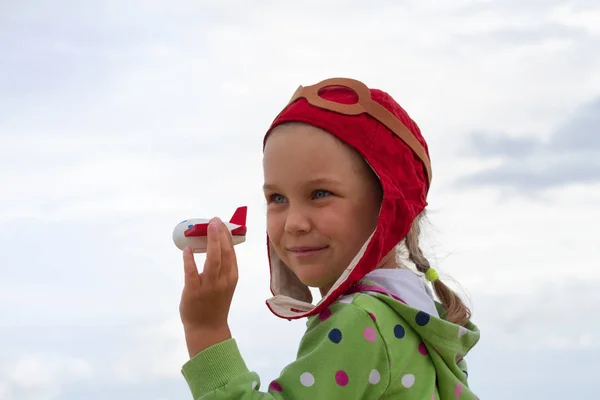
284;206;311;235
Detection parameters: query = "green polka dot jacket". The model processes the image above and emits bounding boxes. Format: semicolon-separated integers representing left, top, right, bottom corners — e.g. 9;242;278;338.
181;280;480;399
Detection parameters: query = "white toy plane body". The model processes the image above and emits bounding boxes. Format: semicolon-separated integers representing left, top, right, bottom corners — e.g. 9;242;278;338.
173;206;247;253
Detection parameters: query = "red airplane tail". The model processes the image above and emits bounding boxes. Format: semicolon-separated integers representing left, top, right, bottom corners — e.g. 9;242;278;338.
229;206;247;226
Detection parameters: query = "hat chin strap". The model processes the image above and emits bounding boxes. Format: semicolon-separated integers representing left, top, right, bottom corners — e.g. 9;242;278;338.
266;232;374;319
268;243;313;304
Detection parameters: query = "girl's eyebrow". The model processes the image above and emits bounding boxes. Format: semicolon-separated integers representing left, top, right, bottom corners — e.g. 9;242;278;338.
306;177;342;187
263;177;341;192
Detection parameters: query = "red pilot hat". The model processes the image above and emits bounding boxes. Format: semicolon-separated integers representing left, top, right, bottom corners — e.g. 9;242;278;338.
262;78;431;320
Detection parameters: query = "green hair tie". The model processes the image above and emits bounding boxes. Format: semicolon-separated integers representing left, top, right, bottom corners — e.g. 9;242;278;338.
425;268;439;283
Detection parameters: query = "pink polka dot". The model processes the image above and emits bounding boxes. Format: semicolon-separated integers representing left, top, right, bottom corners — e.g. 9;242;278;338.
335;370;349;386
363;327;377;342
319;308;332;321
269;380;282;392
454;382;463;397
418;342;428;355
431;393;436;400
368;312;376;322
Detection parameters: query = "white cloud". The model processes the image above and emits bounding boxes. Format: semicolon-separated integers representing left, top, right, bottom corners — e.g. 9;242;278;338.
550;4;600;33
0;354;93;400
1;0;599;399
111;318;188;383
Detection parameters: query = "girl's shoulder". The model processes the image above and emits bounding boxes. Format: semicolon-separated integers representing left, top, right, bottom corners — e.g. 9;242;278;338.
310;291;481;399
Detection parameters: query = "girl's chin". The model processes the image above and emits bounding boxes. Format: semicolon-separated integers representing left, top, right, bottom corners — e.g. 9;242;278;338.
295;271;336;292
298;276;327;289
284;258;340;292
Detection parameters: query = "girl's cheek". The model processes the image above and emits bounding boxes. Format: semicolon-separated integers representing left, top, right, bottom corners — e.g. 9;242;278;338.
266;214;283;238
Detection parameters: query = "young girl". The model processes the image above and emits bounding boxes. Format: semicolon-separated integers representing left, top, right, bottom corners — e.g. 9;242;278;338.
178;78;480;399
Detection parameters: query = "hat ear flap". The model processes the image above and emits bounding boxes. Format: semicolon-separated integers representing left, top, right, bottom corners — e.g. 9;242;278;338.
269;241;313;303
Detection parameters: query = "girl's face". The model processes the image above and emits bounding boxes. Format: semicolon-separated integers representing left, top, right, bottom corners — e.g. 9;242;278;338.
263;122;382;296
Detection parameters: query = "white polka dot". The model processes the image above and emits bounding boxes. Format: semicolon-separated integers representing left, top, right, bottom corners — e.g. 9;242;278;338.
458;326;468;337
338;295;353;304
300;372;315;387
369;369;381;384
251;381;258;390
401;374;415;388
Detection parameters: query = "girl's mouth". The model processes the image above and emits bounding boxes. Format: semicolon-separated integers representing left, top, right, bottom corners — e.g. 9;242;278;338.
288;246;328;257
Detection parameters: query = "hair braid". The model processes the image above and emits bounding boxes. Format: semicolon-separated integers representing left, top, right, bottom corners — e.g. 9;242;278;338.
404;211;472;327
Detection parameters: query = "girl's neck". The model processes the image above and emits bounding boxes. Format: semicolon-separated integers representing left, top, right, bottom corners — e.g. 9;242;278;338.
318;250;403;297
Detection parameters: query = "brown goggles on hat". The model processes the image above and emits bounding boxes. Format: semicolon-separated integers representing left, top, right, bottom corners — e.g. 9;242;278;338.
285;77;432;188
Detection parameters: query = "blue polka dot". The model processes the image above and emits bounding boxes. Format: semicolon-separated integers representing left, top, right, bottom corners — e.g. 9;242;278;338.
416;311;430;326
188;224;194;228
393;324;405;339
328;328;342;344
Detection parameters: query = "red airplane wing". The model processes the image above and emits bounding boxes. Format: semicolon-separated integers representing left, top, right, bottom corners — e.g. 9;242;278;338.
184;206;248;237
184;223;208;237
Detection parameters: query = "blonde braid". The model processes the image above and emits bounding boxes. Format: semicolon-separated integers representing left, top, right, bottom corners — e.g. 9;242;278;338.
404;211;472;327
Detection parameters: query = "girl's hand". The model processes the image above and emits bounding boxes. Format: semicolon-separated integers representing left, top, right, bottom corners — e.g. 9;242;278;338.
179;217;239;357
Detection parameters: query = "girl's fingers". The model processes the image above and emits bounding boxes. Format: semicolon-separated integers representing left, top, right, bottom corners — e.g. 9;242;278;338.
202;218;222;282
183;246;199;286
218;220;238;279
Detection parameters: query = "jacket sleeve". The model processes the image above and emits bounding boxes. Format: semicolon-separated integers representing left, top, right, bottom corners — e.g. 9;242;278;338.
181;301;391;399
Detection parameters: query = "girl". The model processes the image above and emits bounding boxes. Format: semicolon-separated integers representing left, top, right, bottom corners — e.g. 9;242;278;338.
179;78;480;399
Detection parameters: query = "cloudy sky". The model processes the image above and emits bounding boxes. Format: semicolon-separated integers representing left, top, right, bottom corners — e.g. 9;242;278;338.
1;1;599;399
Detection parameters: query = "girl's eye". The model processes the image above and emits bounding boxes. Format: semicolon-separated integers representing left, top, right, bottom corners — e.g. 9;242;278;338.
312;190;332;199
269;194;287;204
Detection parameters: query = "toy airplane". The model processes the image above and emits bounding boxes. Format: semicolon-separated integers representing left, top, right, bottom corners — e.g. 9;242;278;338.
172;206;247;253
